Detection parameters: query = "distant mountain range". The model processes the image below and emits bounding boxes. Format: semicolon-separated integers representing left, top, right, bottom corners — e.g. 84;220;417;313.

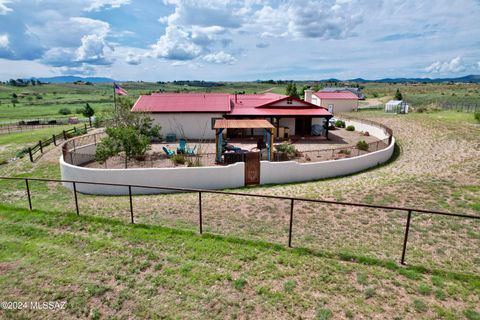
330;74;480;84
36;76;116;83
22;74;480;84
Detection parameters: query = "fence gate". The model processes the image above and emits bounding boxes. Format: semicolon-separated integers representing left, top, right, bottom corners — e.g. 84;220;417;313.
245;152;261;185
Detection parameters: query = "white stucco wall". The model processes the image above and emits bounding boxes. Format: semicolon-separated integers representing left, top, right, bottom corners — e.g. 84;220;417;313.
318;99;358;113
260;136;394;185
150;113;223;140
60;158;245;195
343;119;389;140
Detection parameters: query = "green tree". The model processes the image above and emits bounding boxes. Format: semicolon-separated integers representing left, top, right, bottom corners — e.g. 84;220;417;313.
285;83;300;98
394;88;403;100
82;103;95;126
95;127;151;168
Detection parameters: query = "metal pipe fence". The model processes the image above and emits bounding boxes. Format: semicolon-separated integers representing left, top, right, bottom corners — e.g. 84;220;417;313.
0;176;478;269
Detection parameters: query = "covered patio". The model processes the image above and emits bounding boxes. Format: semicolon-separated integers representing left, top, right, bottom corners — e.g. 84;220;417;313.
214;119;275;163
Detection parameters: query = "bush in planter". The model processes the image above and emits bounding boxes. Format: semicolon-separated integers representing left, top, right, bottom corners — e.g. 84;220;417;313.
170;154;186;165
338;149;351;155
335;120;346;128
275;141;299;160
346;125;355;131
356;140;369;151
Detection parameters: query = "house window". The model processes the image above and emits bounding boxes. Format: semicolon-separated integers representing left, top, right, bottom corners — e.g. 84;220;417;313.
287;98;292;104
328;104;334;113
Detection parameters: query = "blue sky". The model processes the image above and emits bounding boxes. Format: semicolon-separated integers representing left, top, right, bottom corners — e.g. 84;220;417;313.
0;0;479;81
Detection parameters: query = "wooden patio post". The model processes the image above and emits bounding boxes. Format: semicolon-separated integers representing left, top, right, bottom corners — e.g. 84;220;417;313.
270;128;274;160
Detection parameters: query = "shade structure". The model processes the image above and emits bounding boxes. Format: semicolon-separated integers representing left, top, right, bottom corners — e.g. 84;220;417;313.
214;119;274;163
213;119;275;129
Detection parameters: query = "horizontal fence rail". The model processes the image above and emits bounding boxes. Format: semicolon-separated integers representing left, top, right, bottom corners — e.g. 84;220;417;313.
1;176;478;269
22;123;92;162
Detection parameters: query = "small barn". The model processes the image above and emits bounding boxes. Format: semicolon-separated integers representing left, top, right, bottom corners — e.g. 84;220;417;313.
305;90;359;114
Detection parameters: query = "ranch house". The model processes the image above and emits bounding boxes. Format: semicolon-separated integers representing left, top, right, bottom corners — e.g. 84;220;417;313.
131;93;333;140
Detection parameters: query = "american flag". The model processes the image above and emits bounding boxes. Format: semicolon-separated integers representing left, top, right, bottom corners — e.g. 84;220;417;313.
114;83;128;95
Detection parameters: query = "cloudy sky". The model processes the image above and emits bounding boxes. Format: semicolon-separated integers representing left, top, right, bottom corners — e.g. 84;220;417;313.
0;0;479;81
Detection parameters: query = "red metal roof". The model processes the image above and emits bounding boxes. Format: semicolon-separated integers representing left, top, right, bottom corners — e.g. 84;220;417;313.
131;93;332;117
229;107;331;116
131;93;232;113
313;91;358;100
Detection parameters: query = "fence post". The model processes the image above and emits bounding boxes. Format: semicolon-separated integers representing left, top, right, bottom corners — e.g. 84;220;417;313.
39;140;43;153
129;185;134;224
28;147;33;162
199;191;203;234
401;210;412;265
84;123;87;132
52;134;56;146
63;130;67;140
288;199;294;247
72;182;79;216
74;126;77;134
94;134;97;145
25;178;32;210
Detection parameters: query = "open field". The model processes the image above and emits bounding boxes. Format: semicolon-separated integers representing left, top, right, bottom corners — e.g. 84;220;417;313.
0;103;479;318
1;82;479;123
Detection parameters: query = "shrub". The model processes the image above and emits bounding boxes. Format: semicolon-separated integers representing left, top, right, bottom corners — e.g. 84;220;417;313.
170;154;186;165
356;140;369;151
474;111;480;123
346;125;355;131
58;107;71;115
338;149;351;155
275;141;297;155
75;107;85;114
335;120;346;128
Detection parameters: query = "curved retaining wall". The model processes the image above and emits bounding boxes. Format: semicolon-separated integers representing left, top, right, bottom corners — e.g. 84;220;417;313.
259;136;395;185
60;118;395;195
60;159;245;195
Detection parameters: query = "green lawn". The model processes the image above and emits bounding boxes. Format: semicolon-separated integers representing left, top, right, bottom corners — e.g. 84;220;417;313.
0;204;478;319
0;125;80;161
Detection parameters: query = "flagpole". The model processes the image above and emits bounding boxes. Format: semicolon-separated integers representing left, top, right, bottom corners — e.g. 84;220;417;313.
113;83;117;113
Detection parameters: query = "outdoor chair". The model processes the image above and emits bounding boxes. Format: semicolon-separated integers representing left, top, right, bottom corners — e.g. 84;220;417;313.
186;145;196;156
162;146;175;157
177;139;187;154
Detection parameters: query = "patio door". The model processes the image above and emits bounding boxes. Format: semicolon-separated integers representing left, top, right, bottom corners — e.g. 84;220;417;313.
245;152;261;185
295;117;312;136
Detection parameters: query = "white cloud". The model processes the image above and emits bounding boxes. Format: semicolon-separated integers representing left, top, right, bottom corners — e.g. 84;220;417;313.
125;51;141;65
425;56;466;73
56;64;97;76
0;0;12;15
84;0;130;11
202;51;237;64
27;17;110;48
76;34;114;64
150;26;203;60
0;33;8;48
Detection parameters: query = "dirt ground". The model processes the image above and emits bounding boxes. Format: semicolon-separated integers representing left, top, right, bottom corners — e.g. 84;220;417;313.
83;127;382;169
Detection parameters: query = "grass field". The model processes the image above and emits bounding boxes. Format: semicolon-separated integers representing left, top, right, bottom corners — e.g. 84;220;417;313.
0;86;479;318
1;82;479;122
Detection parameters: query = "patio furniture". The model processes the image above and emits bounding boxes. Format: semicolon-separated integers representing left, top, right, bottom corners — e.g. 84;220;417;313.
166;133;176;143
177;139;187;154
162;146;175;157
186;145;197;156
